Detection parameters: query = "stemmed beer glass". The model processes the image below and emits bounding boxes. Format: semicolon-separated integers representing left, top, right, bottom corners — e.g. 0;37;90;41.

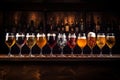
57;33;67;57
96;33;106;56
36;33;47;57
16;32;26;57
26;33;36;57
5;33;16;57
67;33;76;57
87;32;96;56
77;33;87;56
47;33;57;57
106;33;115;56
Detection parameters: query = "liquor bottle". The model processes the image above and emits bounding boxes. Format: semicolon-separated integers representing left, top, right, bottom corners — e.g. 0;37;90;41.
80;18;84;32
64;17;70;34
95;18;101;33
61;21;65;33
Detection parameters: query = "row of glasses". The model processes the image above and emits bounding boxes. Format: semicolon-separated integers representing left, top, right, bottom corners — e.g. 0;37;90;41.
88;32;115;56
5;32;115;57
68;32;115;57
5;33;46;57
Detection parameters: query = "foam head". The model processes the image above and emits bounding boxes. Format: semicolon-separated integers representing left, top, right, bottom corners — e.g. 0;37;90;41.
87;32;96;37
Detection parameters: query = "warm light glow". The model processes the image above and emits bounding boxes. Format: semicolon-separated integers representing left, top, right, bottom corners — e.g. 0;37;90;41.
28;12;42;28
68;16;75;25
14;12;21;25
29;12;37;23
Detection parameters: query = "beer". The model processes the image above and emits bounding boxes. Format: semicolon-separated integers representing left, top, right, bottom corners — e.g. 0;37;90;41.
16;37;26;48
87;32;96;49
87;32;96;55
67;37;76;49
106;36;115;49
47;33;56;48
5;37;16;48
57;33;67;49
16;33;26;48
77;37;87;49
96;35;106;49
26;37;36;49
37;37;47;49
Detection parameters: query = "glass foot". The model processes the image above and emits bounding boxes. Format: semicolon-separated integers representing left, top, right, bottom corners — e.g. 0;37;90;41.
39;54;45;57
29;54;35;57
19;54;24;57
50;54;56;57
8;54;14;57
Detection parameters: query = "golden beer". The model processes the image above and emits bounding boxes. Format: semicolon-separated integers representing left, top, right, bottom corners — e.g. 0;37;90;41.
5;37;16;48
106;36;115;49
26;37;36;49
37;37;47;49
96;36;106;49
77;37;87;49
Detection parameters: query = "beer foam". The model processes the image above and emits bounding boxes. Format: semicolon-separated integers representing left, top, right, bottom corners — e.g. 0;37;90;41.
88;32;96;37
78;36;86;39
97;35;105;37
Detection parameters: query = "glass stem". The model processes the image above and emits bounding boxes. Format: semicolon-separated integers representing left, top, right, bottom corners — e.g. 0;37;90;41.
8;47;11;56
99;48;102;55
19;47;22;55
40;48;42;55
81;48;83;55
90;49;93;56
29;48;32;56
110;48;112;56
61;48;63;55
50;48;53;55
71;48;74;55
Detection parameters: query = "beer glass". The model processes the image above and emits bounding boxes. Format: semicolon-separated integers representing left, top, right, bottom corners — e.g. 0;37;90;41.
57;33;67;57
36;33;47;57
87;32;96;56
47;33;56;57
67;33;76;57
26;33;36;57
96;33;106;56
77;33;87;56
106;33;115;56
16;32;26;57
5;33;16;57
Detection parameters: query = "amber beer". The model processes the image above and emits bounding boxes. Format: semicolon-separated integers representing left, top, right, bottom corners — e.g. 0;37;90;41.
106;35;115;49
36;33;47;49
77;34;87;49
96;34;106;49
87;32;96;49
87;32;96;55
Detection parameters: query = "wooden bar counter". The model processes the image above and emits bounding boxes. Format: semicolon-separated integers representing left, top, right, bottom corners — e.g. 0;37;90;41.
0;54;120;80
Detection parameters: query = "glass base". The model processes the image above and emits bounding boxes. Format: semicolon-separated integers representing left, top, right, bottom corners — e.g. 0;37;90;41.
19;54;24;57
98;53;103;57
50;54;56;57
8;54;14;57
39;54;45;57
29;54;35;57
